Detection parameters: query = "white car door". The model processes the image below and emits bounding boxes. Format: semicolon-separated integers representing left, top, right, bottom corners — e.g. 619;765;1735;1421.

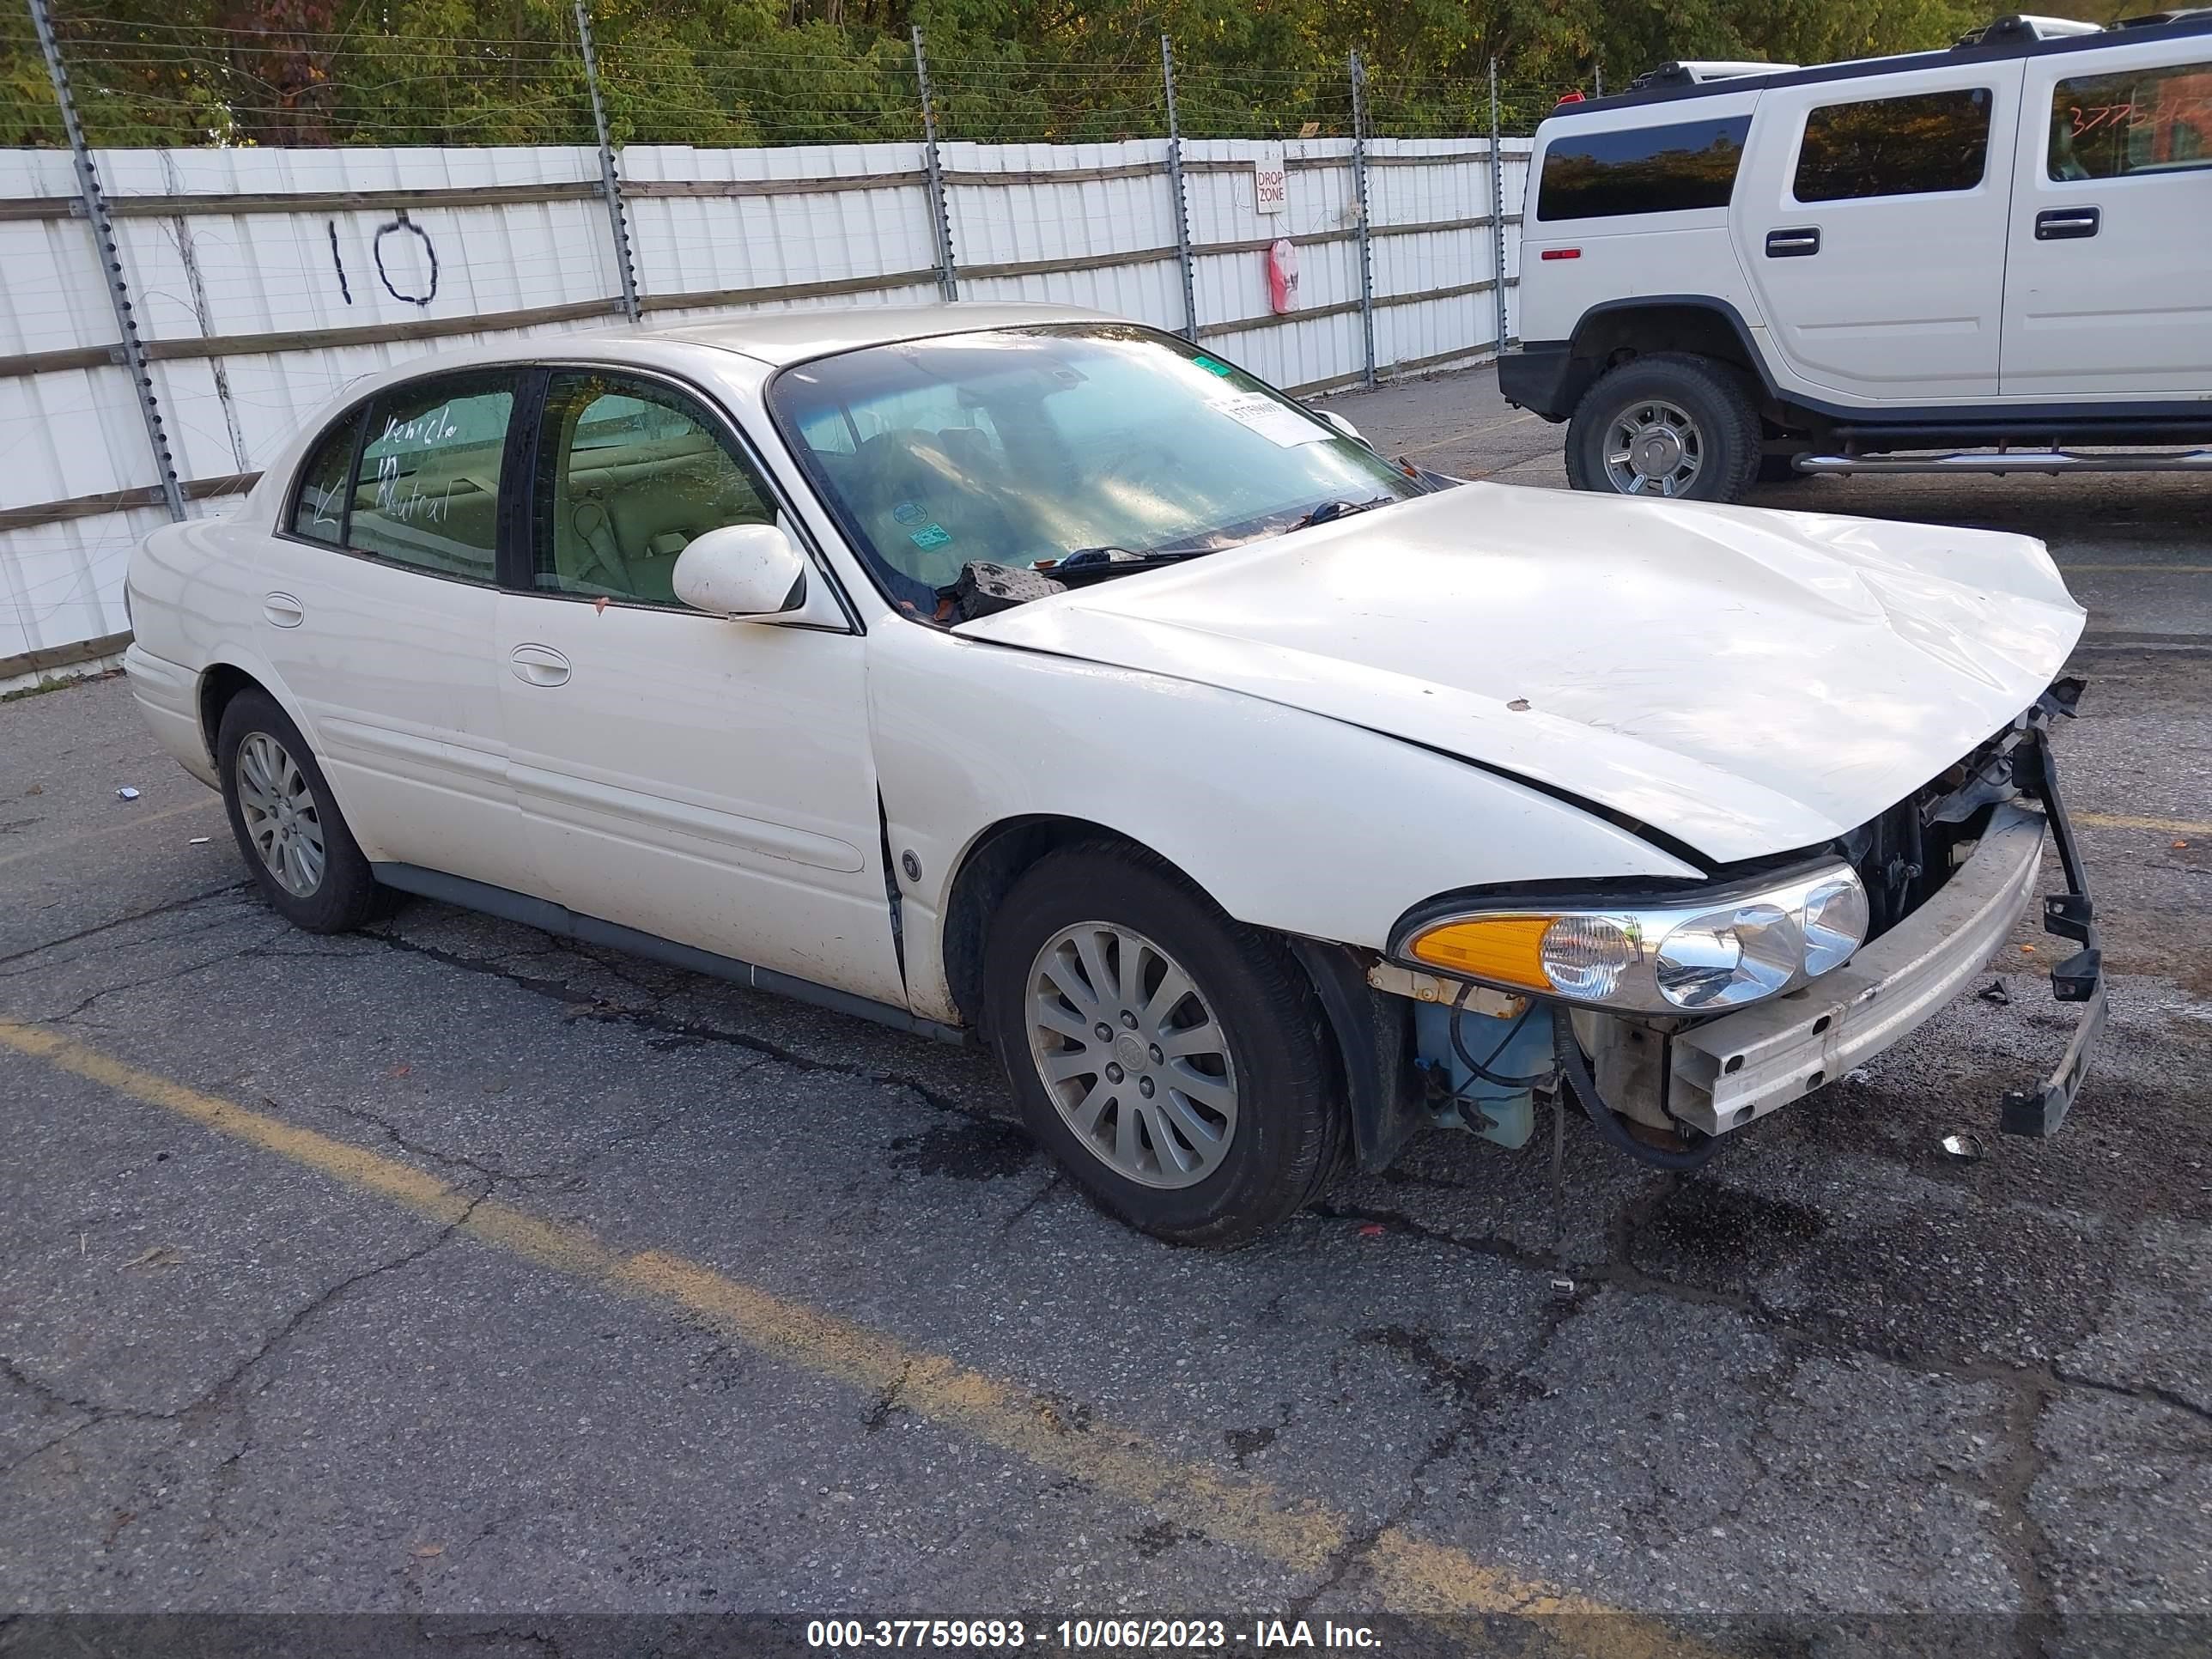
1734;60;2026;403
2001;37;2212;398
493;367;904;1005
257;372;533;892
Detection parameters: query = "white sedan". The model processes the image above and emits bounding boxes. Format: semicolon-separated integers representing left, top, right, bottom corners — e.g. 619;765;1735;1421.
125;304;2107;1242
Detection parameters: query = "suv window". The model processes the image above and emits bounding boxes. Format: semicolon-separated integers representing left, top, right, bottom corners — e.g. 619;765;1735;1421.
1535;115;1753;222
533;371;776;607
2051;59;2212;180
289;406;362;544
347;374;514;581
1794;88;1991;202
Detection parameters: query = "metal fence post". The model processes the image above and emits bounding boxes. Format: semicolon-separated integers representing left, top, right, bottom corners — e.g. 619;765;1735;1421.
1347;51;1376;388
574;3;641;324
1160;35;1199;340
912;26;958;301
29;0;184;522
1595;59;1605;99
1488;58;1510;356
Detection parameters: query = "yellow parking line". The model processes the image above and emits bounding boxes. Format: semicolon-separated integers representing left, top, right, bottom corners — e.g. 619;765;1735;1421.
0;796;222;870
2076;811;2211;837
0;1017;1707;1656
1400;410;1542;459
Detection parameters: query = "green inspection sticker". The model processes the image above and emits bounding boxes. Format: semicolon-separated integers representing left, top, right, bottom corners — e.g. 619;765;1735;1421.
908;523;953;550
1192;355;1234;377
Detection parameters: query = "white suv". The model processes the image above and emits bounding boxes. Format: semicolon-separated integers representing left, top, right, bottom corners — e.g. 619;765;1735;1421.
1502;12;2212;501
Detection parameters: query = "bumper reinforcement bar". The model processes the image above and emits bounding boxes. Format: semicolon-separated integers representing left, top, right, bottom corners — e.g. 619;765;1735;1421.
1999;713;2107;1137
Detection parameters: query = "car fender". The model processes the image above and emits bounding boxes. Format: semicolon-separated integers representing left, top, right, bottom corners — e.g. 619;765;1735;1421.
866;623;1701;1024
127;517;362;824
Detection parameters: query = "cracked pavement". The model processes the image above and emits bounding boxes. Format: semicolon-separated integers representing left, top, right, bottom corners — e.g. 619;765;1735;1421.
3;368;2209;1647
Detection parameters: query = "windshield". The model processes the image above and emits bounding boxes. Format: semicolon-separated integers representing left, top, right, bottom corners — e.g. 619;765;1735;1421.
768;324;1425;617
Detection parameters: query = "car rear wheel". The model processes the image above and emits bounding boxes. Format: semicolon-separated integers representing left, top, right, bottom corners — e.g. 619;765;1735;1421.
1565;353;1762;503
216;688;386;933
981;844;1346;1245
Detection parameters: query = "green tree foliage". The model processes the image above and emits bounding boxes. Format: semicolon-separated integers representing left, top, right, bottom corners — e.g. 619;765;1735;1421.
0;0;2156;149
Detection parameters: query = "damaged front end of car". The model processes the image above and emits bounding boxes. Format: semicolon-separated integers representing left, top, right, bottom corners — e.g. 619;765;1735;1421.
1323;678;2107;1176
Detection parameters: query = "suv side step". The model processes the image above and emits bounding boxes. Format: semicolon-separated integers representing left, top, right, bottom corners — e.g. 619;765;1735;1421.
1796;447;2212;476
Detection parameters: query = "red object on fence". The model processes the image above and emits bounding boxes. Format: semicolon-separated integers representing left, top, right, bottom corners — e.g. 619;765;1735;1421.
1267;238;1299;314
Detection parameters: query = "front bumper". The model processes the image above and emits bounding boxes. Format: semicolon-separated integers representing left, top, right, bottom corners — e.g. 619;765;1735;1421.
1494;339;1579;421
1668;799;2106;1137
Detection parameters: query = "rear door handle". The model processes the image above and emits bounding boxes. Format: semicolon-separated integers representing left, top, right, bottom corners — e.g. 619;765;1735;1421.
1765;227;1821;258
2035;206;2100;240
508;643;571;687
262;592;304;628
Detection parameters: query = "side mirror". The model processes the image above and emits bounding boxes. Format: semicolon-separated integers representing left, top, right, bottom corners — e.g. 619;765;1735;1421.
1313;406;1365;445
673;523;808;619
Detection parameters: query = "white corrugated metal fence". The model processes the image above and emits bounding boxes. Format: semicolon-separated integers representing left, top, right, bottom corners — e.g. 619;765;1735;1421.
0;133;1530;681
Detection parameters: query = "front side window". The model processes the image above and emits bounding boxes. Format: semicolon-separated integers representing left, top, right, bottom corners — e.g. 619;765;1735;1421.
533;372;776;606
346;374;514;582
1534;116;1753;221
289;406;362;544
1794;88;1991;202
769;325;1425;618
2051;59;2212;180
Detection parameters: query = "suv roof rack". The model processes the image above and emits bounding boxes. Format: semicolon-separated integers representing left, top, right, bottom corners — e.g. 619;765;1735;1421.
2115;6;2212;25
1624;59;1794;91
1954;13;2105;46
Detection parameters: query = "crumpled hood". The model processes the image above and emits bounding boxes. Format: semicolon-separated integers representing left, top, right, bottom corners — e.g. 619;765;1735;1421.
957;483;2084;863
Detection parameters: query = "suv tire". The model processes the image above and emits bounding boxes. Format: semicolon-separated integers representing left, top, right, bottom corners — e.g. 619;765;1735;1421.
216;688;387;933
1565;353;1763;503
981;843;1346;1245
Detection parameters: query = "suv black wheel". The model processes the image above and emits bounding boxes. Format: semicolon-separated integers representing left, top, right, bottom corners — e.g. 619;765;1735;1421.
1565;353;1763;503
216;688;386;933
981;844;1346;1245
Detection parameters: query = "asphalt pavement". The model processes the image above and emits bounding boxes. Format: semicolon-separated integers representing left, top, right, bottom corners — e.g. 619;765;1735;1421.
3;366;2209;1655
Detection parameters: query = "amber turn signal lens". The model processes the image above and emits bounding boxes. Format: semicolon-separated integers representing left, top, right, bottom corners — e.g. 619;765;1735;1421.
1404;914;1555;991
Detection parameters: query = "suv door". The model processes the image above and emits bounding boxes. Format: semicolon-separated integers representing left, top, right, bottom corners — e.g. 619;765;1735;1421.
1734;61;2026;403
263;371;533;892
2002;36;2212;398
494;367;905;1005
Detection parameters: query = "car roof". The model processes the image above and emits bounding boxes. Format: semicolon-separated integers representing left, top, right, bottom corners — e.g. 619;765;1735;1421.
655;301;1116;366
1542;7;2212;124
329;302;1121;388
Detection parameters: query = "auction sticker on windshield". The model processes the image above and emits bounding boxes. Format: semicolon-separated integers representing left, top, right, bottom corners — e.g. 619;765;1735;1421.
1216;391;1328;447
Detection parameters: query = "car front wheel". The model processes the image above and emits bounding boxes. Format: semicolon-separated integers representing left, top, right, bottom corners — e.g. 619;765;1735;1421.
1565;352;1762;503
216;687;386;933
981;845;1346;1245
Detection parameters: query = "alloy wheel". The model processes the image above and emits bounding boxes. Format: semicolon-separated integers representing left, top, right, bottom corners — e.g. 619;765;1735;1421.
1603;398;1705;496
235;730;326;897
1024;921;1239;1189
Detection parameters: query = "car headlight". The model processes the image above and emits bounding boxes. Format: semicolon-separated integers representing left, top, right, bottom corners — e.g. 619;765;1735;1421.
1394;863;1869;1014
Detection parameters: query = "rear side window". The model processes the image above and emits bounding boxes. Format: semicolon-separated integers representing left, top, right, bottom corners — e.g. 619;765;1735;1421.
347;374;514;583
1794;88;1991;202
2051;59;2212;180
289;407;362;544
1535;116;1753;221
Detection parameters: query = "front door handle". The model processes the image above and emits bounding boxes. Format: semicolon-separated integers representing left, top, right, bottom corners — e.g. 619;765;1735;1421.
508;644;571;687
1765;227;1821;258
2034;206;2100;240
262;592;304;629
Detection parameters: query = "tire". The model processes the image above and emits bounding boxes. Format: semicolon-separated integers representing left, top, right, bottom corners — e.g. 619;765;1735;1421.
981;843;1346;1245
1565;352;1763;503
216;688;386;933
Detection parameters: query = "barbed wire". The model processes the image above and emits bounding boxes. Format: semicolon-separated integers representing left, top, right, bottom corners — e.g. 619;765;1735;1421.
2;13;1565;149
